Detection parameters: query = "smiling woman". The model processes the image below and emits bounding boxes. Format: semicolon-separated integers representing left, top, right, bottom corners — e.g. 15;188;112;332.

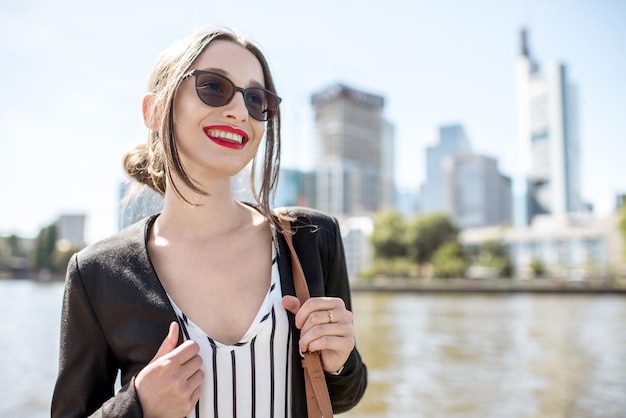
51;26;367;418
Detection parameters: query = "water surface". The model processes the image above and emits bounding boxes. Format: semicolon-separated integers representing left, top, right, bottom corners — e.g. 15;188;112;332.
1;281;624;417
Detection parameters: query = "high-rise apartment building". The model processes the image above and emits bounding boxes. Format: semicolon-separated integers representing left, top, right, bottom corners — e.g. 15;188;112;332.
421;124;471;214
516;29;583;224
310;84;395;217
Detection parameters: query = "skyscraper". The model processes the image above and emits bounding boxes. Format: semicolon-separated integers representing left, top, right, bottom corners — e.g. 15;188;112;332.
310;84;395;216
421;124;471;214
445;154;512;229
118;181;163;230
516;29;583;224
273;168;316;208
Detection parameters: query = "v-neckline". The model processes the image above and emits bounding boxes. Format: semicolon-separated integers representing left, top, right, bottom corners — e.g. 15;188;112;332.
166;249;279;348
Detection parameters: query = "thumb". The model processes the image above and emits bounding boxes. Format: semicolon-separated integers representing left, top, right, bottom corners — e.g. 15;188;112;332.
281;295;301;316
150;321;179;363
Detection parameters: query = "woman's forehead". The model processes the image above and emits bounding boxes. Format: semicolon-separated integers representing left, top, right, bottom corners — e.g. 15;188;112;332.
193;40;264;87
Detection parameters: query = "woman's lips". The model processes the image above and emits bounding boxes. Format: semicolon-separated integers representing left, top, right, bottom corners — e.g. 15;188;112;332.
203;125;249;150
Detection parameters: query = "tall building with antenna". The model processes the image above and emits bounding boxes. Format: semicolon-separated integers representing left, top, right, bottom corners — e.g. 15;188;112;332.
516;29;583;224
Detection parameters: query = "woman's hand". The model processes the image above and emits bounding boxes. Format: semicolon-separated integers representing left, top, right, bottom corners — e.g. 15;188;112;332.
135;322;204;418
282;295;355;374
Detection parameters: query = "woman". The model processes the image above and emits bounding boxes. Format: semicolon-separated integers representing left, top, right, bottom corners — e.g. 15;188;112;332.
52;27;367;417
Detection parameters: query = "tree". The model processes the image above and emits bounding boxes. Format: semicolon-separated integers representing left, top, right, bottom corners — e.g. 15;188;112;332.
369;210;408;259
406;213;458;264
432;241;468;278
7;234;22;256
529;259;546;278
34;224;57;272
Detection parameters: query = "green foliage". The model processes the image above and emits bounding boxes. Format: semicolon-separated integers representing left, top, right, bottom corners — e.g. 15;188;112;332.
34;224;58;271
475;239;513;277
360;257;420;279
369;210;409;259
1;225;78;277
432;241;468;278
406;213;458;264
7;234;22;256
0;235;27;271
365;211;462;279
528;259;546;278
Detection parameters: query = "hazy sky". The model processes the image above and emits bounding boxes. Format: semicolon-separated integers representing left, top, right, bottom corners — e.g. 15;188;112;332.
1;0;625;243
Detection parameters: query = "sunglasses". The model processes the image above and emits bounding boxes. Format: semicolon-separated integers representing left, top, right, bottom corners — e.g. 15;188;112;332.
182;70;281;121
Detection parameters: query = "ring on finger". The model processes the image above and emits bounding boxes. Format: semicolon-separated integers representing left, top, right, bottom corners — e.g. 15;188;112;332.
327;310;334;323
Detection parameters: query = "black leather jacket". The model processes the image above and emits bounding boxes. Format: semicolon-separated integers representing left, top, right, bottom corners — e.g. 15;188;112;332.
52;207;367;417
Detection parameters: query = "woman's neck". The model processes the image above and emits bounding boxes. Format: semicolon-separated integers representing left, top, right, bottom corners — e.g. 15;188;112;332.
155;177;258;241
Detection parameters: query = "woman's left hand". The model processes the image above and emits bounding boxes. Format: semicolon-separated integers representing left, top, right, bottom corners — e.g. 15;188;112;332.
282;295;355;374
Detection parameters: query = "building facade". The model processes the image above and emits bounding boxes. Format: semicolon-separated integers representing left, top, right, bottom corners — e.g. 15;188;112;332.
273;168;317;209
516;29;583;224
421;124;471;214
460;213;624;279
445;154;512;229
118;182;164;230
57;214;87;249
310;84;395;217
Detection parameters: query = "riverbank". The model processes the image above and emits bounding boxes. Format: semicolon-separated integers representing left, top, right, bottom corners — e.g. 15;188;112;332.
4;274;626;294
351;277;626;294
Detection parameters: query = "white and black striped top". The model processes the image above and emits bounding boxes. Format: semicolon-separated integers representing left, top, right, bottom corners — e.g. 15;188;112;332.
167;251;292;418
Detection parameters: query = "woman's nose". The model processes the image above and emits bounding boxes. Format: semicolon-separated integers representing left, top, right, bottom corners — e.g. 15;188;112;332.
222;90;248;121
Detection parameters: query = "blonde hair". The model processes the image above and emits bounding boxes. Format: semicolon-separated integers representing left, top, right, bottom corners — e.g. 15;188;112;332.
123;28;282;225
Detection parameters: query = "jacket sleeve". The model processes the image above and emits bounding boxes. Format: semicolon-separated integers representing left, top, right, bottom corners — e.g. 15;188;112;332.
321;214;368;413
51;254;143;418
289;208;368;413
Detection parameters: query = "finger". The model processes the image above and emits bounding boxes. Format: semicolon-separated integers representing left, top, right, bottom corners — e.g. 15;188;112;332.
299;308;353;337
188;384;203;411
295;297;344;329
281;295;301;316
170;340;201;366
309;335;355;373
306;334;355;355
186;368;205;393
150;322;179;363
177;349;203;380
299;322;353;352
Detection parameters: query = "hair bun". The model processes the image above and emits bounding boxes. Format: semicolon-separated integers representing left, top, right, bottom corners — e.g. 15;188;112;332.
123;142;166;194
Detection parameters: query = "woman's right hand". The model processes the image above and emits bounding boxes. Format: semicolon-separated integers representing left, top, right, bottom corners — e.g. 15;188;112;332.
135;322;204;418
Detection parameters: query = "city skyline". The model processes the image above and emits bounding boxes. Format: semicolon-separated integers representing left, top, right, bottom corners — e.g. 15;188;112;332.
1;0;625;243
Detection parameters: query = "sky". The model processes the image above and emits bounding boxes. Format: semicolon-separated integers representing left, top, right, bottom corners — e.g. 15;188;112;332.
1;0;625;243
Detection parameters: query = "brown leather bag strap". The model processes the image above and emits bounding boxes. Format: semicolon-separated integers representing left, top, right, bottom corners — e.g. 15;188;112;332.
278;213;334;418
279;215;311;307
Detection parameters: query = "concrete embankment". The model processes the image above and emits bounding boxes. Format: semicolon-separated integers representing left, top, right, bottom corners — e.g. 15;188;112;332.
350;278;626;294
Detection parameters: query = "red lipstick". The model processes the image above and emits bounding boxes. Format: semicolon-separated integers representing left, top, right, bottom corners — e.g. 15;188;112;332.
203;125;249;150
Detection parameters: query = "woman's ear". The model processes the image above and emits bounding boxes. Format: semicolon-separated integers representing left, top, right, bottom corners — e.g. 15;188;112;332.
142;93;159;130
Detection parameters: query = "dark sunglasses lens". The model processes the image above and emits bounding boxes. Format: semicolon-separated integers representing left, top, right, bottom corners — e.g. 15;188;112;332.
195;73;234;106
245;89;279;121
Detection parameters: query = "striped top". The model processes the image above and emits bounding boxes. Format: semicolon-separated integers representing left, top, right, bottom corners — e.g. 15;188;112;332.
167;251;292;418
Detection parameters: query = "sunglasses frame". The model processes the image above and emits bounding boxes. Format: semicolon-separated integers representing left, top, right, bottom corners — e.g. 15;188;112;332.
182;69;281;121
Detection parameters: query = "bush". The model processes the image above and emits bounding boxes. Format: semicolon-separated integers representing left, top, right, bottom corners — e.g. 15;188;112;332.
432;241;468;278
529;259;546;278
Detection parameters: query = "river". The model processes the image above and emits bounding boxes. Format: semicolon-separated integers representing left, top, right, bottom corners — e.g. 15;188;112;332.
1;280;625;417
